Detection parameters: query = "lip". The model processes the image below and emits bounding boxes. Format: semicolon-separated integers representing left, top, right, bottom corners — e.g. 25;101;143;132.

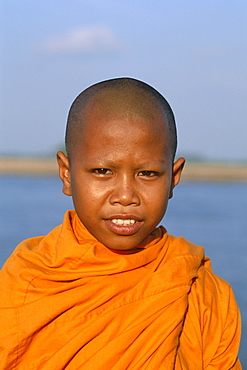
104;214;143;236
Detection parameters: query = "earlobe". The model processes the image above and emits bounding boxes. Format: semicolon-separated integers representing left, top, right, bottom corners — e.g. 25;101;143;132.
56;151;72;196
169;157;185;199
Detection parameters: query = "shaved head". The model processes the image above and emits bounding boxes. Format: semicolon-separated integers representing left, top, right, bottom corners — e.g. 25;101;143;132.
65;77;177;161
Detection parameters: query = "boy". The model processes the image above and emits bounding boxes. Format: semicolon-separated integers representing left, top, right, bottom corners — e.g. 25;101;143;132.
0;78;241;369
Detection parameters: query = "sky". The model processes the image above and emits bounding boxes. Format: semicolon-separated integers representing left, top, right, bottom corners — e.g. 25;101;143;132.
0;0;246;161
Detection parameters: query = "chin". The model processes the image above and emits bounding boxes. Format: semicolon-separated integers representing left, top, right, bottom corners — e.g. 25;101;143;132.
107;246;144;254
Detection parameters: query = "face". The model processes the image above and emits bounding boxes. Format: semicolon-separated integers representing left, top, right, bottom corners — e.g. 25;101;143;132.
58;106;184;252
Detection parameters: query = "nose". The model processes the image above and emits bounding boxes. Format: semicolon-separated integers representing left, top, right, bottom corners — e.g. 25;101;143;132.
109;174;140;206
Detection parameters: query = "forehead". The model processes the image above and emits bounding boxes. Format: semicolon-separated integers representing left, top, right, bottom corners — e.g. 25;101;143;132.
79;119;171;165
76;116;172;167
80;87;169;137
70;86;174;161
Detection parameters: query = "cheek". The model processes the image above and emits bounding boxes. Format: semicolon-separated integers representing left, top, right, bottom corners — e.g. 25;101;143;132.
145;186;170;218
72;180;109;208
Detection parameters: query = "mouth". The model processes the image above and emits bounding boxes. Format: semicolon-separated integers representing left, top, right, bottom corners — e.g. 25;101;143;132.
104;216;143;236
111;218;136;226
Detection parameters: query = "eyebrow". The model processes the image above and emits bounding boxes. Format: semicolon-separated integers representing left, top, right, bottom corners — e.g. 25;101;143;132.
84;158;167;168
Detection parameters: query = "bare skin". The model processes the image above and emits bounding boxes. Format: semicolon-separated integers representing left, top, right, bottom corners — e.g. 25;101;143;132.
57;89;185;252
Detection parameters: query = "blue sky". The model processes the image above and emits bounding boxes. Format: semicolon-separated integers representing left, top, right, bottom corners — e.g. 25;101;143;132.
0;0;246;161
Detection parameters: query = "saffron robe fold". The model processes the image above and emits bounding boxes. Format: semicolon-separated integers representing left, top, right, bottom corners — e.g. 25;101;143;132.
0;210;241;369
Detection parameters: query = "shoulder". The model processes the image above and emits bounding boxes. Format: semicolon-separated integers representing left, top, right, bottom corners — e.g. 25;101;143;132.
184;258;241;368
192;260;239;324
166;233;236;312
169;234;242;367
0;211;78;306
163;234;240;323
0;224;62;306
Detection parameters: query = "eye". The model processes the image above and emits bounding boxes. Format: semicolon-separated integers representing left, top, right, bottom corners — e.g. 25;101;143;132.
138;171;159;178
92;168;112;175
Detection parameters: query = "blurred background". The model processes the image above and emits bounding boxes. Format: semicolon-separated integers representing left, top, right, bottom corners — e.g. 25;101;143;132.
0;0;246;160
0;0;246;365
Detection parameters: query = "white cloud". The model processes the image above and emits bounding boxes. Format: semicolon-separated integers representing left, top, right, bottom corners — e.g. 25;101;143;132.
40;26;123;54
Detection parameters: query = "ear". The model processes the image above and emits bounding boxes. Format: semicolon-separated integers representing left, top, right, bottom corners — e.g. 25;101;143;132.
57;151;72;196
169;157;185;199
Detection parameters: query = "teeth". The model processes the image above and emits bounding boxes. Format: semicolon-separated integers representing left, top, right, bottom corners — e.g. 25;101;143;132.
111;219;136;226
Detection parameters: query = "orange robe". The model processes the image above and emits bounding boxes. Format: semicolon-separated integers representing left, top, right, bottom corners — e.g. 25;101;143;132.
0;210;241;369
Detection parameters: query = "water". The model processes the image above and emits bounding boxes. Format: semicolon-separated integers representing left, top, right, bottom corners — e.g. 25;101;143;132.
0;176;246;365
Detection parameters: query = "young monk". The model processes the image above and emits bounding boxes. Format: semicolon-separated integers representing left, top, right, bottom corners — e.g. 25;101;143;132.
0;78;242;369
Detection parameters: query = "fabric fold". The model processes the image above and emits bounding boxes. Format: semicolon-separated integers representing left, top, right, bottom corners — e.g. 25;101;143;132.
0;210;241;369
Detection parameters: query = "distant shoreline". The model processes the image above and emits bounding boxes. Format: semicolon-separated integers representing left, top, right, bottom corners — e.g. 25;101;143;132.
0;157;247;182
